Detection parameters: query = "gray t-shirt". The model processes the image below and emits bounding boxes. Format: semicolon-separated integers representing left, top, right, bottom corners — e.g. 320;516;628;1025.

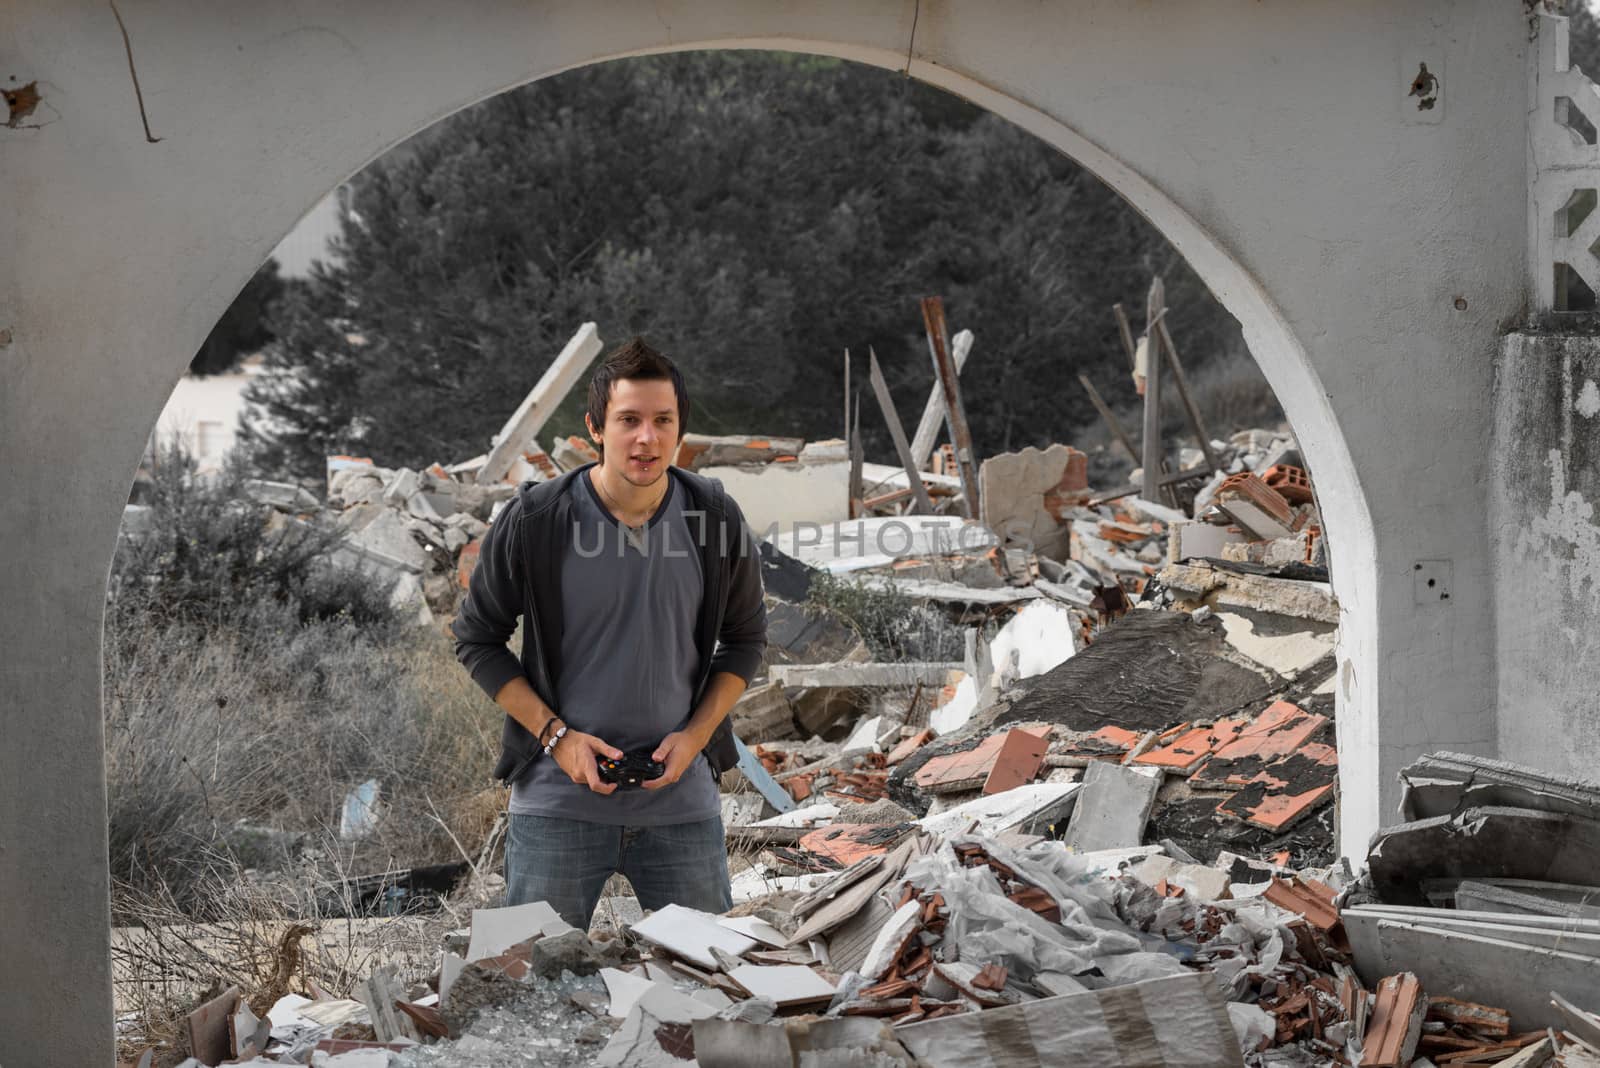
509;471;717;825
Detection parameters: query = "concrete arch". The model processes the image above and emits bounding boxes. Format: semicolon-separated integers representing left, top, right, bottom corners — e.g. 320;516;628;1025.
1;3;1524;1063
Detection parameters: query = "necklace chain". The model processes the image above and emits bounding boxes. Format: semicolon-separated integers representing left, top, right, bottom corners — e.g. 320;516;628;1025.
594;467;666;527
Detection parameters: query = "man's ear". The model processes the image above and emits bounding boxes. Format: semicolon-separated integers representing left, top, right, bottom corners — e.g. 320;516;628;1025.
584;413;602;445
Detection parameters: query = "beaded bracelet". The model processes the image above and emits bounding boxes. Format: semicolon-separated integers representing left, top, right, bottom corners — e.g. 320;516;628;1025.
536;716;558;746
542;725;568;757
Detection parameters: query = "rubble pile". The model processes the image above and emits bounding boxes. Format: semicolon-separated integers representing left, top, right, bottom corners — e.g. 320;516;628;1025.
158;752;1599;1067
130;304;1600;1066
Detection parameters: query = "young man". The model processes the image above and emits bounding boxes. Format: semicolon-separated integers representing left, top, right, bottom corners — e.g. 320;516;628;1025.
452;338;767;930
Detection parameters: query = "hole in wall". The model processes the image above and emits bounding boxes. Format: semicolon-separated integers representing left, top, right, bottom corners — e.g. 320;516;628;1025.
1557;96;1599;146
1556;262;1598;312
1408;62;1439;110
1561;187;1596;238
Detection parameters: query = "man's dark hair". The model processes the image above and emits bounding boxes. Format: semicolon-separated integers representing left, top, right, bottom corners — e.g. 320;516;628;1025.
585;337;690;456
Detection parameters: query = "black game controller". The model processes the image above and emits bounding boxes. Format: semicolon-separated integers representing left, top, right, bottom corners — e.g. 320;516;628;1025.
597;750;666;789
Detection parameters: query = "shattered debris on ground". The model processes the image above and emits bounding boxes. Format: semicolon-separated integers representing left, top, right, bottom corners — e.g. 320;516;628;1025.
120;303;1600;1067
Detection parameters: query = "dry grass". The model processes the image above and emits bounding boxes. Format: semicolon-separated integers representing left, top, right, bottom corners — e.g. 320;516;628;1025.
104;612;506;914
105;443;517;1061
106;623;508;1061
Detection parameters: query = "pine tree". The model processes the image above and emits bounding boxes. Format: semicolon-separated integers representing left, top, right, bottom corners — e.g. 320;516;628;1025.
244;52;1239;480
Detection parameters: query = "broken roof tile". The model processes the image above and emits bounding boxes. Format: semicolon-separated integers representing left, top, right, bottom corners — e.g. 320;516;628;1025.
1215;742;1338;830
1188;700;1328;788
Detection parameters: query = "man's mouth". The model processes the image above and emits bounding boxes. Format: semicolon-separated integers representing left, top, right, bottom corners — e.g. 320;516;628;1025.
631;455;658;467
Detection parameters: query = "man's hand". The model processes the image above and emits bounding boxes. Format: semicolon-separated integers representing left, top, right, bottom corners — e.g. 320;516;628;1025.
644;730;706;790
550;726;625;795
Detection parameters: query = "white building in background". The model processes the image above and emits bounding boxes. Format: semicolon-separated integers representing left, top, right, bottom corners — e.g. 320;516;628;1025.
150;192;342;473
150;354;267;474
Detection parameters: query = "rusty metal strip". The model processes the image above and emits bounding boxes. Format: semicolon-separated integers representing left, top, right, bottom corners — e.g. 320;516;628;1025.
920;296;980;519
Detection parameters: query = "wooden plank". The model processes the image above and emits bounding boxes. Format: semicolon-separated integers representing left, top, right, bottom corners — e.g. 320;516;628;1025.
920;297;980;518
867;348;937;515
1078;373;1141;463
910;328;974;470
1087;463;1213;505
1140;278;1167;506
479;322;602;483
1156;319;1224;473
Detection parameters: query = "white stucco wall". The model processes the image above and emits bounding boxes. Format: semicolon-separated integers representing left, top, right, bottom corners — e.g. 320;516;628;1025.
0;3;1535;1063
1491;333;1600;777
153;359;262;471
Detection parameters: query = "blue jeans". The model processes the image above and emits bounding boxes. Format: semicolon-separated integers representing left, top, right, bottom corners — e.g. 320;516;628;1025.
505;813;733;930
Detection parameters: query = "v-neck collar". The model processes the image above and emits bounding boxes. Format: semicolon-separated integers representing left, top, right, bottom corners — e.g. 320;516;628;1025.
583;466;675;532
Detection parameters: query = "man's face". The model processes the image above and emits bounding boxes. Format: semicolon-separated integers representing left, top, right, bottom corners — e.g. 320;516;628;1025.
587;377;681;487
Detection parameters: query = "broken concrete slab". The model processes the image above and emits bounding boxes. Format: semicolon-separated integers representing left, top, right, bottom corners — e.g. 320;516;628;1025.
1063;761;1161;853
725;964;835;1006
1343;905;1600;954
979;443;1090;561
894;972;1245;1067
988;599;1076;680
1132;855;1232;901
339;509;429;573
381;467;422;507
1160;560;1339;625
464;900;569;962
729;681;797;742
243;479;320;513
1367;806;1600;906
478;322;603;484
1449;879;1600;919
1399;752;1600;822
1344;912;1600;1032
630;904;758;970
1167;519;1248;564
699;459;850;533
596;986;715;1068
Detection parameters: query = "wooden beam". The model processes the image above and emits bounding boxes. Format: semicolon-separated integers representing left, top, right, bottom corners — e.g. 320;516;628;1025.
1156;319;1224;473
1088;463;1212;506
920;297;981;519
479;322;602;484
867;348;937;515
1078;374;1140;463
909;328;974;470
